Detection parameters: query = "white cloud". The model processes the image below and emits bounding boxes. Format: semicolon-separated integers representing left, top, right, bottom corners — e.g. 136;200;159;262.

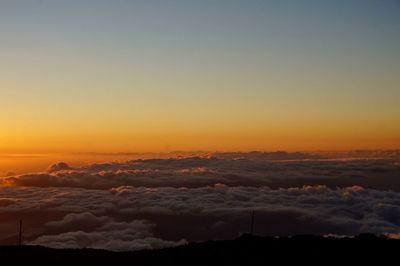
31;213;186;251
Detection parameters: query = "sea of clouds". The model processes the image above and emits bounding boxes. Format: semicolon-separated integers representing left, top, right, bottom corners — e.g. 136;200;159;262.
0;152;399;251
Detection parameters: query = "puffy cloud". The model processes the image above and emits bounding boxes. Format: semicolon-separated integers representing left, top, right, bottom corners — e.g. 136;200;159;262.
2;156;400;190
47;162;73;172
0;185;399;246
1;152;399;249
0;198;15;207
45;212;111;232
30;213;186;251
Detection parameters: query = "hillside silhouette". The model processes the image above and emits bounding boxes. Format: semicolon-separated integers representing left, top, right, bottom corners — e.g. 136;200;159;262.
0;234;399;265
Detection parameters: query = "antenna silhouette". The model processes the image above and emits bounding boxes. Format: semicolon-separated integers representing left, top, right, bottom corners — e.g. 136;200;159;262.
250;210;255;235
18;220;22;246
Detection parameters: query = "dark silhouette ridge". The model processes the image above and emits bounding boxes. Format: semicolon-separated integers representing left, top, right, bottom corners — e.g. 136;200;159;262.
0;234;399;265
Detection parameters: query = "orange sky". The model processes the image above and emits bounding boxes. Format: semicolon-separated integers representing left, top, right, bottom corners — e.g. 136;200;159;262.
1;1;399;156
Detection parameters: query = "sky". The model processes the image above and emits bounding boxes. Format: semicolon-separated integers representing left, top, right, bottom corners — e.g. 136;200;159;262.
1;0;400;153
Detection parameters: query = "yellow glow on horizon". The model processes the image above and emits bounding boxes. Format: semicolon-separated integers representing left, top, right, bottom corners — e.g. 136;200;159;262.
1;0;399;163
0;126;399;154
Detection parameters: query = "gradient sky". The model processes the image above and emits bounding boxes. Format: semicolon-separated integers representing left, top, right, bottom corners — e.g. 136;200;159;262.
1;0;399;153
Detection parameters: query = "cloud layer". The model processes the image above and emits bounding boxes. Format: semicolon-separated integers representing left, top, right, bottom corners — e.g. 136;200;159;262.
2;156;400;190
30;212;186;251
0;184;399;248
1;152;399;250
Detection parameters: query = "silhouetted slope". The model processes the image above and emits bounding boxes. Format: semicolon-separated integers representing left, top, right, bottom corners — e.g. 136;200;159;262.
0;234;399;265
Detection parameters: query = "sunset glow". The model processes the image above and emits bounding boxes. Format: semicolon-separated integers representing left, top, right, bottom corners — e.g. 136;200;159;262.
0;0;399;257
1;1;399;158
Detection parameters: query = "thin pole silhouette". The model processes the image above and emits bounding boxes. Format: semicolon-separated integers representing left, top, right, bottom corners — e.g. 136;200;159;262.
250;211;255;235
18;220;22;246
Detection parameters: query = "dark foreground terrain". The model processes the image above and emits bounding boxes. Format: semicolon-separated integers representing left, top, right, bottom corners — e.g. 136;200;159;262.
1;234;399;265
